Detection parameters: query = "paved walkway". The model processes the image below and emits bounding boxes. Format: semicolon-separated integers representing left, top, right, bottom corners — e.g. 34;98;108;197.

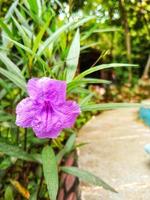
77;109;150;200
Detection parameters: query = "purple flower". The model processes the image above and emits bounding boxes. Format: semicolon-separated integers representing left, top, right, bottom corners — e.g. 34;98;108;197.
16;77;80;138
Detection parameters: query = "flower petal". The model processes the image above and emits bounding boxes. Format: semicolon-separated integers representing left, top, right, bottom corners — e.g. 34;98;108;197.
39;77;66;104
16;97;38;128
56;100;81;128
32;105;63;138
27;78;39;99
27;77;66;104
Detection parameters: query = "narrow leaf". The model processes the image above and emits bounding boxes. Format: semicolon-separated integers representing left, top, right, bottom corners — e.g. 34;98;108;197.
61;166;117;193
0;19;13;38
32;16;50;54
37;20;75;55
67;78;110;93
0;67;26;91
93;28;119;33
12;16;30;47
0;52;25;80
79;93;94;106
66;29;80;83
42;146;58;200
5;0;18;20
56;133;76;163
81;42;100;51
3;35;33;54
4;186;14;200
74;63;138;81
0;141;41;163
81;103;140;112
71;16;95;30
27;0;38;15
15;8;31;30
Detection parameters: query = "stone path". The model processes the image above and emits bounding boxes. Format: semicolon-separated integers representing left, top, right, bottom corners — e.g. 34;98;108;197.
77;109;150;200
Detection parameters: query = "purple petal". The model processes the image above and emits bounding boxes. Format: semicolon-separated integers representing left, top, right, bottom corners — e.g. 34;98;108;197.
32;105;64;138
31;100;80;138
39;77;66;104
27;77;66;104
27;78;39;99
57;100;81;128
16;97;38;128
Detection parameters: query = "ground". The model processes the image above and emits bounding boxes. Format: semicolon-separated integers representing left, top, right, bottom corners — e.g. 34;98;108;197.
77;108;150;200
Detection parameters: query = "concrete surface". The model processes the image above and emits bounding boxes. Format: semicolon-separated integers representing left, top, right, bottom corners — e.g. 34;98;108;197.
77;109;150;200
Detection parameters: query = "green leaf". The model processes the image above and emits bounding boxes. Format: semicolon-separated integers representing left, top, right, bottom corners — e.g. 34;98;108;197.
12;16;30;47
81;103;140;112
56;133;76;164
79;93;94;106
27;0;38;15
37;20;75;55
66;29;80;83
4;185;14;200
0;67;26;91
0;52;25;81
61;166;117;193
67;78;110;93
71;16;95;30
5;0;18;20
0;19;13;38
63;133;76;153
42;146;58;200
37;16;95;56
93;27;119;33
32;16;50;54
80;42;101;51
3;35;49;69
0;141;41;163
28;13;51;66
0;109;14;123
3;35;33;54
14;8;31;31
0;157;12;170
74;63;138;81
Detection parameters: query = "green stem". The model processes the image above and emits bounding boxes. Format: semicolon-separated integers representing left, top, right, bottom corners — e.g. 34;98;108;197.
24;128;27;151
37;175;44;199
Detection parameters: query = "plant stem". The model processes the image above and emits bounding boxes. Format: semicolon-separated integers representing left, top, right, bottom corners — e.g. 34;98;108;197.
24;128;27;151
37;175;44;199
16;127;20;145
